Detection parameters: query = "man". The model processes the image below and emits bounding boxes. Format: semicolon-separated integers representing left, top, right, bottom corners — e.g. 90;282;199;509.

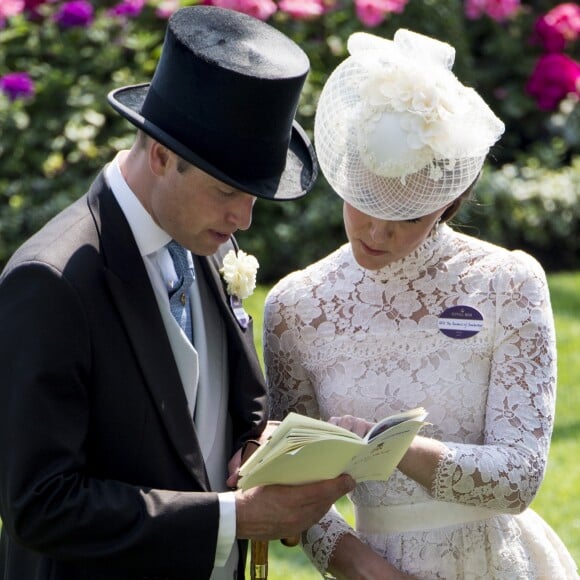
0;6;354;580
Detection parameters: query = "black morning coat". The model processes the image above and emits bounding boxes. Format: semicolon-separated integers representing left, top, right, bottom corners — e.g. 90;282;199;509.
0;170;268;579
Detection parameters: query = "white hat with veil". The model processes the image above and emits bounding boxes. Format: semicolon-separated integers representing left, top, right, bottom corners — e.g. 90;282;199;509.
314;29;505;220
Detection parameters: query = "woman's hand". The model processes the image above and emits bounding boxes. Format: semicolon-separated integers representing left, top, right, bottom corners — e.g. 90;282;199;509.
328;416;447;492
328;415;374;438
328;533;416;579
396;435;446;491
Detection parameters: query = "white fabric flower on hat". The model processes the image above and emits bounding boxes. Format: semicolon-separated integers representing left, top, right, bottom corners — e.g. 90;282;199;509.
353;30;498;178
220;249;259;299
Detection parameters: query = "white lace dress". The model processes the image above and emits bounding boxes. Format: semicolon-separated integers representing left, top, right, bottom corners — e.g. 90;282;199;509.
264;224;578;579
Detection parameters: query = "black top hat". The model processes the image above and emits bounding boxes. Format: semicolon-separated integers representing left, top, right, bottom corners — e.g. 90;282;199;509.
108;6;317;200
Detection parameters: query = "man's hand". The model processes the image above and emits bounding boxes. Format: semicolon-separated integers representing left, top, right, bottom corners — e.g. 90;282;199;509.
235;475;355;541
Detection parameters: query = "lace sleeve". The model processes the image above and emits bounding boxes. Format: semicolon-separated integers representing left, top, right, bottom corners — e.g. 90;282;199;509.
301;505;356;575
264;279;321;420
433;252;557;513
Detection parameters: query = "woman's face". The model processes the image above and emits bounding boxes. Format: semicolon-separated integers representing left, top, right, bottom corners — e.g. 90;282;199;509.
343;202;448;270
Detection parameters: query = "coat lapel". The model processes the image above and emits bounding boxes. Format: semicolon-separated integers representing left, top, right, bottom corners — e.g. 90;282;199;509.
200;240;249;335
87;173;211;490
199;243;269;450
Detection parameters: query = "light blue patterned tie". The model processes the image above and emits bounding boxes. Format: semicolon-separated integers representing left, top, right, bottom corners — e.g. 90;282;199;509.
167;240;195;343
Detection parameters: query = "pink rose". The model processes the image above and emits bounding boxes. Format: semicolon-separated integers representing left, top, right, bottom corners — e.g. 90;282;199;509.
465;0;520;22
205;0;277;21
354;0;385;27
278;0;325;20
354;0;408;28
533;3;580;53
155;0;179;19
0;0;25;27
526;53;580;110
383;0;408;14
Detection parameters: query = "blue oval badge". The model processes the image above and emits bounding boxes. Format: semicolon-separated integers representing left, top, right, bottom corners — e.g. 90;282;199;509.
438;305;483;339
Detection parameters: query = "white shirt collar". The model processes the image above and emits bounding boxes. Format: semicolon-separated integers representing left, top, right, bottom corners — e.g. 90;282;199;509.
105;152;171;258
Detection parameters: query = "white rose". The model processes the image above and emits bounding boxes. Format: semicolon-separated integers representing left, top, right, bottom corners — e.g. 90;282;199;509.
220;249;259;299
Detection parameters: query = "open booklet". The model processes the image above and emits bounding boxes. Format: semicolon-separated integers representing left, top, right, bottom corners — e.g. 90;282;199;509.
238;407;428;491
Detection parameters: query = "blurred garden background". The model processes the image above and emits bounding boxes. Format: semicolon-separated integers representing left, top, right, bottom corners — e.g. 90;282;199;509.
1;0;579;576
1;0;579;279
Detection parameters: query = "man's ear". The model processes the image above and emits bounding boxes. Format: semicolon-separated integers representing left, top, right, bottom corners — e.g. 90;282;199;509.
149;140;171;176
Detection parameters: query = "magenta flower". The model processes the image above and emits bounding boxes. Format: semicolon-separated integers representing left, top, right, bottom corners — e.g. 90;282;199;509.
108;0;146;18
354;0;407;28
24;0;50;18
465;0;520;22
54;0;94;28
204;0;276;21
24;0;49;10
533;3;580;53
278;0;325;20
0;72;35;102
526;53;580;110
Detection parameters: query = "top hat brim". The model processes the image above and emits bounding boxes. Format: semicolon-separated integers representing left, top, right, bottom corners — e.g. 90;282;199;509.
108;83;318;201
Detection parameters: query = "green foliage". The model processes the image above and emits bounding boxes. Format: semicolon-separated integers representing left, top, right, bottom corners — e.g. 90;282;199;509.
454;157;580;272
0;0;578;281
0;2;165;263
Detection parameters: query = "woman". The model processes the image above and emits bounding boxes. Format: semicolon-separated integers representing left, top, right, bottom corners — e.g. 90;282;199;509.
263;29;578;579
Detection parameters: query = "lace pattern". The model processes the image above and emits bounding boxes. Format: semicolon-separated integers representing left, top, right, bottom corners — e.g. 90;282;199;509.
301;505;355;573
264;225;577;578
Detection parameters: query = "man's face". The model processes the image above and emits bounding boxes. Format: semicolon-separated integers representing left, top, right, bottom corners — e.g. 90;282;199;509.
146;151;257;256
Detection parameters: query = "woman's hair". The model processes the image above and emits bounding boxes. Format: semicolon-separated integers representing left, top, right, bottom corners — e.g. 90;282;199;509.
440;173;481;223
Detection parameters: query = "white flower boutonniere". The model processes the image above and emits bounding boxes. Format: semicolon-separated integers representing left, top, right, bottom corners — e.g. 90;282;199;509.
220;249;259;300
